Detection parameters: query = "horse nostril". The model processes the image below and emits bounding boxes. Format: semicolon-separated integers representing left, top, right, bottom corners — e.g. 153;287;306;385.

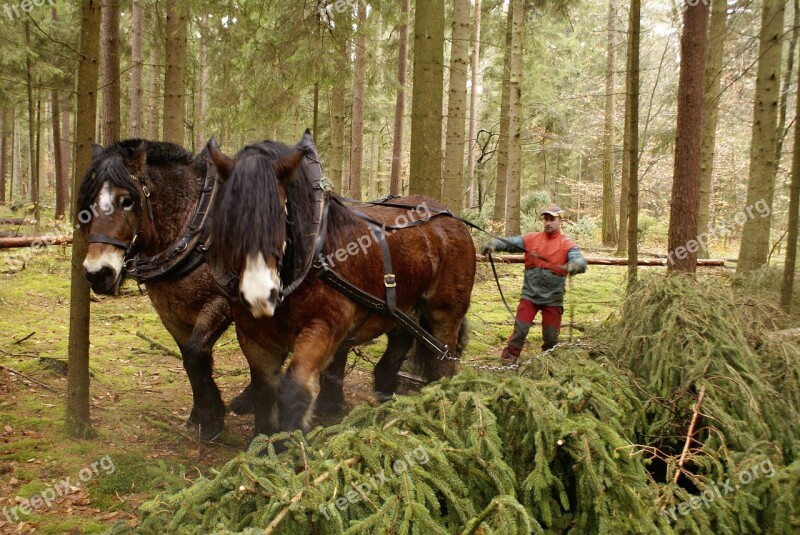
269;288;279;305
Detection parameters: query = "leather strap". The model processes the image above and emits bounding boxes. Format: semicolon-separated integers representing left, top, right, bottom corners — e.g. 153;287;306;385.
88;234;132;249
316;259;450;360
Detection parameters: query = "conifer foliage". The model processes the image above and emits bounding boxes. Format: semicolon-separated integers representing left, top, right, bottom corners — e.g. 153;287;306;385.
118;277;799;534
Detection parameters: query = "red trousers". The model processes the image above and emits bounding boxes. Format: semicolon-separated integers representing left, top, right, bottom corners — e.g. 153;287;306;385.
502;299;563;362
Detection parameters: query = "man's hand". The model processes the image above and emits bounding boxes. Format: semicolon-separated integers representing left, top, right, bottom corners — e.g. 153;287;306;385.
481;239;500;255
565;261;581;275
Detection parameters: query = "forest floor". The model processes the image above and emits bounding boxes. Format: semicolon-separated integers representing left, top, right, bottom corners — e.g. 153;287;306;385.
0;207;770;533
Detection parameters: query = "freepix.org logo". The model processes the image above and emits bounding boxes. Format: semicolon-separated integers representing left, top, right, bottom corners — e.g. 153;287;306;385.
3;0;56;22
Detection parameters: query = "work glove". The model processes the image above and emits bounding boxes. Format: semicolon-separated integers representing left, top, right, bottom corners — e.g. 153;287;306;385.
481;238;501;255
565;261;581;275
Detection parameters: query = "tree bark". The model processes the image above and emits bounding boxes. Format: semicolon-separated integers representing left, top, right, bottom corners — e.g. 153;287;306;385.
130;0;144;138
442;0;470;215
67;0;102;439
781;33;800;312
163;0;188;145
25;23;40;230
146;10;162;140
776;0;799;166
667;0;710;274
61;95;71;218
504;0;524;235
101;0;120;144
466;0;481;209
737;0;785;273
409;0;445;199
601;0;617;245
389;0;410;197
625;0;641;290
52;90;68;219
0;110;6;204
697;0;728;259
492;2;514;223
350;3;367;200
195;14;208;150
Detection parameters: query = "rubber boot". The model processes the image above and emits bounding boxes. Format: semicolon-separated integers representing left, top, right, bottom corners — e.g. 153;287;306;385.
542;325;560;351
501;319;531;364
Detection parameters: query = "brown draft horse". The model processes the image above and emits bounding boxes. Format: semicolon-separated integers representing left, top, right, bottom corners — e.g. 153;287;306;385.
207;133;477;437
78;140;256;440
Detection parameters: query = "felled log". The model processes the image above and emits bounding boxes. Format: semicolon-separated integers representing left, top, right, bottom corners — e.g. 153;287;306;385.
0;218;34;225
0;236;73;249
478;254;725;267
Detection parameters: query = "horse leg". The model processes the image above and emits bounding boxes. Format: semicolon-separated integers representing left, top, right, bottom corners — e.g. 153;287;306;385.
416;311;467;382
278;323;340;433
316;345;349;416
181;298;230;440
374;327;415;401
235;334;283;439
227;325;261;415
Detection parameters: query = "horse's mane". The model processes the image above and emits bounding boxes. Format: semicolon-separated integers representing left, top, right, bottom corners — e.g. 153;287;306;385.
77;139;205;223
211;139;357;282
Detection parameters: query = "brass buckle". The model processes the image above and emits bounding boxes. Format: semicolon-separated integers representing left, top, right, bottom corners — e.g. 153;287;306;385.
384;274;397;288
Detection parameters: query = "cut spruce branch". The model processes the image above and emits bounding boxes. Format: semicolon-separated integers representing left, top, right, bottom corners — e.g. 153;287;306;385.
673;385;707;484
479;254;725;266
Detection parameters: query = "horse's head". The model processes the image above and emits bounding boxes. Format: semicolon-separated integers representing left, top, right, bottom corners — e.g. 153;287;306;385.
209;135;310;318
78;142;151;294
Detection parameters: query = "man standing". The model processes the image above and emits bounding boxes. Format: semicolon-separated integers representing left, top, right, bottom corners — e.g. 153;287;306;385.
481;205;587;363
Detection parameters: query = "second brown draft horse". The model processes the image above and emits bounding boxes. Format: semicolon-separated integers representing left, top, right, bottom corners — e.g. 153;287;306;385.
208;134;476;437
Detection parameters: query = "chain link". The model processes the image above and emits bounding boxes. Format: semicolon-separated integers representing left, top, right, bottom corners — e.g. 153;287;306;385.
458;340;593;373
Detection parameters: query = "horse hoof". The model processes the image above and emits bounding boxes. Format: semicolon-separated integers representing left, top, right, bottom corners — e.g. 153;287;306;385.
228;386;256;415
375;391;394;403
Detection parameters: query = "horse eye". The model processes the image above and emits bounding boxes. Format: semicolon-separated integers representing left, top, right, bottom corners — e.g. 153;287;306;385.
120;197;134;209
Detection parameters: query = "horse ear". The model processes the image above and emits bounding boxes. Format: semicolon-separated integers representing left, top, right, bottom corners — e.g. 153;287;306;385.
297;129;314;150
92;144;104;159
127;141;147;174
272;148;305;182
207;136;235;182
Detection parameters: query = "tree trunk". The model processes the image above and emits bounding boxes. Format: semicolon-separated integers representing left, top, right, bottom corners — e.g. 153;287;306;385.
0;110;6;204
601;0;617;246
10;109;16;203
625;0;640;290
781;36;800;311
776;0;799;165
101;0;120;144
492;2;514;223
409;0;445;199
667;0;709;274
163;0;188;145
146;11;162;140
466;0;482;209
504;0;524;235
350;3;367;200
389;0;410;197
195;14;208;150
67;0;102;439
697;0;728;259
60;95;71;218
737;0;785;273
52;90;67;219
442;0;470;215
25;22;40;230
130;0;144;138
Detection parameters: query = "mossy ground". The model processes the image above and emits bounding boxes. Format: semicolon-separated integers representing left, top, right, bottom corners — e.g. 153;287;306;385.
0;205;759;533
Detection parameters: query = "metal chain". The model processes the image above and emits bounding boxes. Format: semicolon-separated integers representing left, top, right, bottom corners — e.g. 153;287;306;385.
459;340;593;373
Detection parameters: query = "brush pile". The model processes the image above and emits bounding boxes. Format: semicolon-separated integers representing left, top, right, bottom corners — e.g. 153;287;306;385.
117;275;799;534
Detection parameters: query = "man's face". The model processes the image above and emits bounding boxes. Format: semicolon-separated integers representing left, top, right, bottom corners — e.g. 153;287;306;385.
542;214;562;234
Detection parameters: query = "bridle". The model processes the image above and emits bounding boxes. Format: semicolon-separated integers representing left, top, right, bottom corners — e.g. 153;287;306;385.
86;173;155;290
